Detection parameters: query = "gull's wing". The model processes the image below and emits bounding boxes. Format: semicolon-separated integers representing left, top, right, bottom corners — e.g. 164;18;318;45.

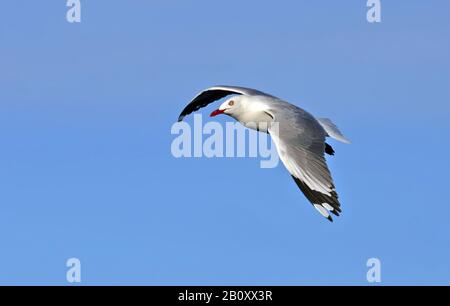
267;105;342;222
178;85;276;121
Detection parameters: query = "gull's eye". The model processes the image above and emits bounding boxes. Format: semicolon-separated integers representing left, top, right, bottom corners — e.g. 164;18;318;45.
228;100;235;106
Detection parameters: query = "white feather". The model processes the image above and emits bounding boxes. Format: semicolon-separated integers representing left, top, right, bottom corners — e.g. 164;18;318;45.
314;204;330;218
322;203;334;211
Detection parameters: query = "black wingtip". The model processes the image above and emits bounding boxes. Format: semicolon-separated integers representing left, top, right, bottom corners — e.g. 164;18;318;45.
177;115;184;122
327;216;334;222
325;143;335;156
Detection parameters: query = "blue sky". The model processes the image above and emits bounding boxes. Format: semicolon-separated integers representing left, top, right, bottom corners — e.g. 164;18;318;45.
1;1;449;285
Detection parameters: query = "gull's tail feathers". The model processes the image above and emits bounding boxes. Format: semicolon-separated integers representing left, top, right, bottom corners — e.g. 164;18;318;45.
317;118;351;144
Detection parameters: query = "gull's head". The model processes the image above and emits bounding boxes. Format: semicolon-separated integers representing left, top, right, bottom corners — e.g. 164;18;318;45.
210;96;243;118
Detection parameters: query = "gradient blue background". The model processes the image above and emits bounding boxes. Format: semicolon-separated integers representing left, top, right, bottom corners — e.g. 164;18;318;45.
1;1;449;285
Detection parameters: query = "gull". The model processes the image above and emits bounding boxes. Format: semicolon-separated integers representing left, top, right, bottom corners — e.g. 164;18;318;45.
178;86;350;222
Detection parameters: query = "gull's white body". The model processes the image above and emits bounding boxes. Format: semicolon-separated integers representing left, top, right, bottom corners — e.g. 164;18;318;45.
178;86;350;222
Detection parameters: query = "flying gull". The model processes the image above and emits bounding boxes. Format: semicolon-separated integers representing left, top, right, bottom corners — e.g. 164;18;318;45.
178;86;350;222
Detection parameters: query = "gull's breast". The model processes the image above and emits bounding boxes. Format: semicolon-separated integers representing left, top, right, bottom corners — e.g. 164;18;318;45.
238;110;274;133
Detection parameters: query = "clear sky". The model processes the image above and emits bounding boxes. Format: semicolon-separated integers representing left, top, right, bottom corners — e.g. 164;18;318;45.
1;1;449;285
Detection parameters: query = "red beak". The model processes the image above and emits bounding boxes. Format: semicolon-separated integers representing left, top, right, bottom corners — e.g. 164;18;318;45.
210;109;225;117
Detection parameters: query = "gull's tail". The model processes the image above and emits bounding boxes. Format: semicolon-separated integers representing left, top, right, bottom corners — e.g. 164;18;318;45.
317;118;351;144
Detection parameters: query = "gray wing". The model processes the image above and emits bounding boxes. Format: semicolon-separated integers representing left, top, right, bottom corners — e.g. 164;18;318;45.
178;85;276;121
267;105;341;221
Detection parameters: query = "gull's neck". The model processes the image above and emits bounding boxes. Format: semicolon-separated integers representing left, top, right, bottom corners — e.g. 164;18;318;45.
234;96;274;132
